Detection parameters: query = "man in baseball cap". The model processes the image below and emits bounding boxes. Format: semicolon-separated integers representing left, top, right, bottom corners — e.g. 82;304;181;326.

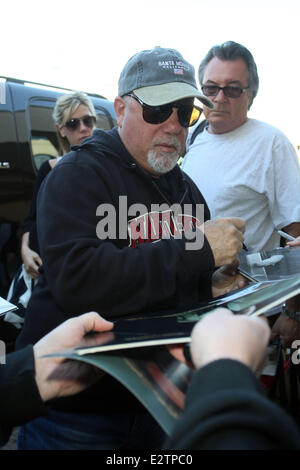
17;46;245;450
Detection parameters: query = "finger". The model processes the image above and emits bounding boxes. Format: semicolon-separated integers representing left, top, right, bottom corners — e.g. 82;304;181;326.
230;259;240;270
219;262;237;275
212;307;234;316
167;345;188;365
27;259;39;270
287;239;300;247
236;274;248;288
28;265;40;276
30;271;40;280
255;314;269;325
227;217;246;233
193;307;233;331
33;255;43;266
236;231;245;243
78;311;114;335
227;262;243;276
249;315;271;342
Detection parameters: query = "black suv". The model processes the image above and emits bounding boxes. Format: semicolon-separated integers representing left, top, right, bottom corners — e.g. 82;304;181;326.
0;77;116;295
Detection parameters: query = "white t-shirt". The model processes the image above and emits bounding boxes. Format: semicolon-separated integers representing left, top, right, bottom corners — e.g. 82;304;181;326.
182;119;300;251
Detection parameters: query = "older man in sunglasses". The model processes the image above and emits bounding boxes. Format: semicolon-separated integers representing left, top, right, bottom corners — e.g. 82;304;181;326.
182;41;300;348
16;47;246;450
182;40;300;251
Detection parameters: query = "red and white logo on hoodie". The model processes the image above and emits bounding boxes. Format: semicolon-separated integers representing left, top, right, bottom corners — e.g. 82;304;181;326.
128;209;201;248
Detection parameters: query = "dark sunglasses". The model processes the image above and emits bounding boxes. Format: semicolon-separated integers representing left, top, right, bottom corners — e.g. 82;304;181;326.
64;115;96;131
125;93;202;128
201;84;249;99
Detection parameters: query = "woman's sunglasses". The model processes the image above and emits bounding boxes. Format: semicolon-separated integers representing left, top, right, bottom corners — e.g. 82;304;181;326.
64;115;96;131
125;94;202;128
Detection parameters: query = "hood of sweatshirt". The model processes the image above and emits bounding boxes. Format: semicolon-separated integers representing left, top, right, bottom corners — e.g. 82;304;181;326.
72;127;194;207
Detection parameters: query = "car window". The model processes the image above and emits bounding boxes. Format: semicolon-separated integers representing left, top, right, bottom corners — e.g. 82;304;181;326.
28;98;59;171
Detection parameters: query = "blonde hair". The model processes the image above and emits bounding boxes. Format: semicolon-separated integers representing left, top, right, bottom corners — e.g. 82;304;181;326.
53;91;96;155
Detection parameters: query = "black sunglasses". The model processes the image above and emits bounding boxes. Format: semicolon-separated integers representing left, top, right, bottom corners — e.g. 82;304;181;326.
201;84;249;99
125;93;202;128
64;115;96;131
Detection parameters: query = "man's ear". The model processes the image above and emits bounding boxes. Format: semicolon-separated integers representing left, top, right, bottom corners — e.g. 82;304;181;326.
114;97;126;128
247;92;254;110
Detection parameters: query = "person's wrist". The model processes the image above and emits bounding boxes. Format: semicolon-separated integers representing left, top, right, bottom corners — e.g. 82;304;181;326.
21;245;30;256
33;345;56;402
282;304;300;321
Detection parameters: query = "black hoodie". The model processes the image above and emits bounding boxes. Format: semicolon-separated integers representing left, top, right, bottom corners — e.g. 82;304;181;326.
16;127;215;413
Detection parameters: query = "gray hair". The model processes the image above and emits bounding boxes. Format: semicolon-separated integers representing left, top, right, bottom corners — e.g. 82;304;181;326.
198;41;259;108
53;91;96;155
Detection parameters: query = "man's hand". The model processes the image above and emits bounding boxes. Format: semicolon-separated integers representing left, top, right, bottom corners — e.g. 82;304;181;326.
271;295;300;348
203;217;245;267
21;232;42;279
22;245;42;279
33;312;114;402
287;236;300;247
271;313;300;348
190;308;270;376
212;261;248;298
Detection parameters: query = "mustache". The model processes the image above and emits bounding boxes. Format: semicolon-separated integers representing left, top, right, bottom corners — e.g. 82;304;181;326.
210;107;230;113
152;136;182;152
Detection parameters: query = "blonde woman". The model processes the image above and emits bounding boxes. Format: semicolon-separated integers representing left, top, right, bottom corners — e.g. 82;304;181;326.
7;92;96;319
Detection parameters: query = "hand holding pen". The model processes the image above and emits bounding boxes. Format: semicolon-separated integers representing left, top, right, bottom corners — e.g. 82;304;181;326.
277;230;300;247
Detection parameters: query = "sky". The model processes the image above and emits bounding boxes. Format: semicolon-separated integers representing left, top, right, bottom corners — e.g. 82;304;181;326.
1;0;300;146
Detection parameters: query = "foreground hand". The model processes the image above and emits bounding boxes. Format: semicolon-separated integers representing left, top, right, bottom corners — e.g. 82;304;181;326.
190;308;270;376
271;295;300;347
34;312;114;402
212;261;248;298
271;312;300;348
167;344;191;367
21;245;42;279
203;217;245;267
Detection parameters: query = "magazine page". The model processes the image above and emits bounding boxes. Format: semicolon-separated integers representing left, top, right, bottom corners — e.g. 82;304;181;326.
0;296;17;317
73;274;300;355
51;346;191;435
46;275;300;434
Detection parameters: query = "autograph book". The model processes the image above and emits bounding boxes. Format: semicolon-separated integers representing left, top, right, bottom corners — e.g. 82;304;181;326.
48;275;300;434
72;274;300;355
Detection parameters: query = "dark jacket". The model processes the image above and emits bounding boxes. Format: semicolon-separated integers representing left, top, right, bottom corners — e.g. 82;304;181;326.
166;359;300;450
22;160;52;254
18;128;214;345
2;354;300;449
16;127;215;413
0;346;47;447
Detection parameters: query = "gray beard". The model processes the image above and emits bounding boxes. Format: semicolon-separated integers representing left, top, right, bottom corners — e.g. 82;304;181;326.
147;149;179;175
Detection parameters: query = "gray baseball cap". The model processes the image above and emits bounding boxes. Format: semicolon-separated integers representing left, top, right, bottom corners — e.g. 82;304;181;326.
118;46;213;108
